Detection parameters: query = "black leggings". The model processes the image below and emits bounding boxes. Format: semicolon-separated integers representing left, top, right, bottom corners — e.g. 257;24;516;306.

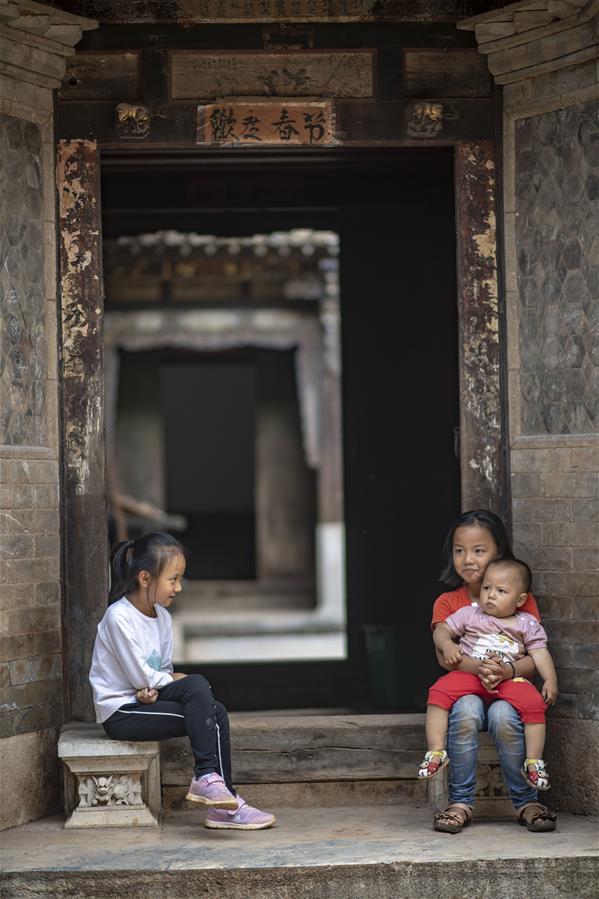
103;674;234;791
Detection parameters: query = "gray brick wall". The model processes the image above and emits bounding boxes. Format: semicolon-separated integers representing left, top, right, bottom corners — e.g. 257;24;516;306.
0;458;63;739
0;115;47;446
511;445;599;723
514;99;598;436
510;96;599;813
0;106;63;776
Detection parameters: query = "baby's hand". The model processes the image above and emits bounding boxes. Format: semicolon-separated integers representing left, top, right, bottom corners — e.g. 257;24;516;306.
478;654;505;693
542;680;558;706
443;644;463;666
136;687;158;704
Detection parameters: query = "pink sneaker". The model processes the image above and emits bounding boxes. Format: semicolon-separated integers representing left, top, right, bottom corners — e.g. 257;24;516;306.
204;795;276;830
186;773;238;809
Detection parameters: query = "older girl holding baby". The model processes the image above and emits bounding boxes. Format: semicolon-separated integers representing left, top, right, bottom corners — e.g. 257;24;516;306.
426;510;557;834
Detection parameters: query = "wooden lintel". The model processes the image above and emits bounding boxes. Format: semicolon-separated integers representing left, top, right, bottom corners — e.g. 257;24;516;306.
57;98;495;145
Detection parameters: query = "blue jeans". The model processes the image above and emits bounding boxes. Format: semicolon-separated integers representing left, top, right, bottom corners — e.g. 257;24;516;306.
447;695;538;809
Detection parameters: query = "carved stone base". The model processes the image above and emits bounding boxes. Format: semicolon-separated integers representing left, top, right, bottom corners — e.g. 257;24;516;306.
59;723;161;828
65;802;159;828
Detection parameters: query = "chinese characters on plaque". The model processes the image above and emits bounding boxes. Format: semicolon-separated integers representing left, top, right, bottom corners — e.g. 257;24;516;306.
197;101;336;146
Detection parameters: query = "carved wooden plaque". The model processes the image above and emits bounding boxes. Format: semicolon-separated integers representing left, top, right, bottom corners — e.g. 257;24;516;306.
171;51;374;100
197;101;336;146
59;53;139;101
404;49;491;99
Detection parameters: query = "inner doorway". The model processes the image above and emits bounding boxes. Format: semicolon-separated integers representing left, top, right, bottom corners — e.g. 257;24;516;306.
101;148;461;711
162;353;258;582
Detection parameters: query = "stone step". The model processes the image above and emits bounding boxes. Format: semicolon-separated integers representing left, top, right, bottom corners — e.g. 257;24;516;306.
163;777;425;812
162;713;426;785
2;805;598;898
162;712;513;816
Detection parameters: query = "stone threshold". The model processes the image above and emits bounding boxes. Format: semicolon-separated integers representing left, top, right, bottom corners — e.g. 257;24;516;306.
2;804;598;898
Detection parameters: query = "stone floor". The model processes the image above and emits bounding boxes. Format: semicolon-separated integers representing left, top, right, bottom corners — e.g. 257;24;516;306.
2;802;598;898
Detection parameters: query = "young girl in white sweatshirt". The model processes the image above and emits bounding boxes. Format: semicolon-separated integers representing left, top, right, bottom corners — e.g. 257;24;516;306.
89;532;275;830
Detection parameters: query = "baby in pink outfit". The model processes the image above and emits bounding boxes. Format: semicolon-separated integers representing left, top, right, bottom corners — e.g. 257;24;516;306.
418;559;558;792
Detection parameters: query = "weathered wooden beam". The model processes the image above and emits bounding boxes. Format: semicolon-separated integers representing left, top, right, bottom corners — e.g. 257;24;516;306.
59;51;139;101
403;48;491;98
169;50;375;100
454;141;503;514
50;0;499;25
57;140;109;722
56;98;494;144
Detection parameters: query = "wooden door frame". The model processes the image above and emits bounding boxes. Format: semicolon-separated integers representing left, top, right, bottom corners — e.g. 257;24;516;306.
58;139;503;719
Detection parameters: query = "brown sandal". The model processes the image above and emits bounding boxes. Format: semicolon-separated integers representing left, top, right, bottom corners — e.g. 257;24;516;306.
517;803;557;832
433;804;472;834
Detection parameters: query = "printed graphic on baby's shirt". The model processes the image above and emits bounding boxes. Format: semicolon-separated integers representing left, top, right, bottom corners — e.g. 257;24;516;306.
146;649;162;671
471;632;521;663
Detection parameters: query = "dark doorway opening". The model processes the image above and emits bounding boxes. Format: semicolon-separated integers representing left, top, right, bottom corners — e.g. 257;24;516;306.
162;354;257;581
102;148;461;711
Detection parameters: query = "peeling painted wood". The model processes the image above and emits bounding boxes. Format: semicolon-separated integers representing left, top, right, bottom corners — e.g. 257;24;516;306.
454;141;503;513
170;50;374;100
58;139;109;722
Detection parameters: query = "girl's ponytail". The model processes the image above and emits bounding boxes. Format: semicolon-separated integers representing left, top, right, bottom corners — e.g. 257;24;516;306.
108;539;136;604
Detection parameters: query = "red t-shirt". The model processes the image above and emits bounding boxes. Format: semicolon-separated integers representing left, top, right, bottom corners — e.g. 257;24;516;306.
431;585;541;629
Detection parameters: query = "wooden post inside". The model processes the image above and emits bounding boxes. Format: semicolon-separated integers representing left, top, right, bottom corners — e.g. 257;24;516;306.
58;139;109;722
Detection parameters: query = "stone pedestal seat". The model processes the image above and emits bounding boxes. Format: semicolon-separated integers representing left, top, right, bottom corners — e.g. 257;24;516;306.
58;724;160;828
57;715;511;829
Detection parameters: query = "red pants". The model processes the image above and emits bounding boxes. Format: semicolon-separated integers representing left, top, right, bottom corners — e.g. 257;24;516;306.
428;671;546;724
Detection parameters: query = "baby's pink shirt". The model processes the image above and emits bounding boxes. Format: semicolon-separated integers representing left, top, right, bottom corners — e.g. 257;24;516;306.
444;604;548;664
